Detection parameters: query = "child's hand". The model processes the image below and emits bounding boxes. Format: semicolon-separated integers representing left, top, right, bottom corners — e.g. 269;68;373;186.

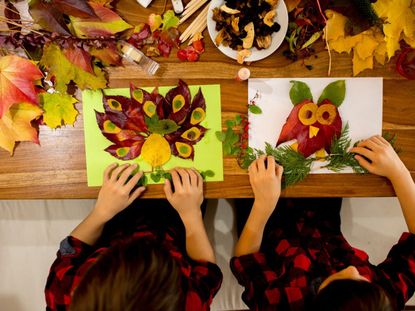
164;168;203;219
94;163;146;222
351;135;408;182
249;155;283;217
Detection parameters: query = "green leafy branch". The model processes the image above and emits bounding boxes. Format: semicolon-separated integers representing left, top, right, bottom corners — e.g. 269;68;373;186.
136;167;215;186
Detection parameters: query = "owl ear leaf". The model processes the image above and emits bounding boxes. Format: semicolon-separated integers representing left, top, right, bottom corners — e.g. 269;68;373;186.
289;80;313;105
317;80;346;107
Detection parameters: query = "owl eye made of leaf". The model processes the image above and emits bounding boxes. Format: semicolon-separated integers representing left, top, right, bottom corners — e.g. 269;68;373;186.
95;80;208;167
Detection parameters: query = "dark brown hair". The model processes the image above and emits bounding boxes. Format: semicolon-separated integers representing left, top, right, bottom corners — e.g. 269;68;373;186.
70;238;182;311
312;279;396;311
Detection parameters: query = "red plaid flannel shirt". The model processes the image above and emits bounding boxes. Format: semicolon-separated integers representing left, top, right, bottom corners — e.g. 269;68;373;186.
231;213;415;311
45;229;222;311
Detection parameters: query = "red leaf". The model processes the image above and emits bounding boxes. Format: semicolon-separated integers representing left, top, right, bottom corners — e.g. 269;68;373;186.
29;0;96;35
396;48;415;80
0;55;43;118
90;44;122;66
64;45;94;74
192;39;205;54
165;79;191;125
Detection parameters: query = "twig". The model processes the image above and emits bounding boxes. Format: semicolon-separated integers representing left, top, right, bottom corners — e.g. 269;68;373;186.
316;0;332;76
0;17;44;35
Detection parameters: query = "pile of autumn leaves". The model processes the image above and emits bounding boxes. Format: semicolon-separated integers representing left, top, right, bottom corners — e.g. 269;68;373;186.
0;0;133;155
325;0;415;76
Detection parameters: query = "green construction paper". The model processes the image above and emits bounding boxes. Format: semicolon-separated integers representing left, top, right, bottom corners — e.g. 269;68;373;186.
82;84;223;187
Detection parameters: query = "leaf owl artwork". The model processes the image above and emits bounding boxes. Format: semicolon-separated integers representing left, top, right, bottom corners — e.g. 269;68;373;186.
276;80;345;158
95;80;207;167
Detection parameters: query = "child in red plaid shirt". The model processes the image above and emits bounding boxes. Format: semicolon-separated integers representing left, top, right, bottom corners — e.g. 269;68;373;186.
231;135;415;311
45;165;222;311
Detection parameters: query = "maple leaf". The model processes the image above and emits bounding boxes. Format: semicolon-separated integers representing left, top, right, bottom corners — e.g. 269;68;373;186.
373;0;415;59
63;45;94;74
0;55;43;118
40;93;79;129
0;103;43;155
325;10;386;76
40;43;107;93
89;44;122;66
69;2;132;39
29;0;96;35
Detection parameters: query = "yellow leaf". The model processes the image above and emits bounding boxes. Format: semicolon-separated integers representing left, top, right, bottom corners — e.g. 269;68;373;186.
353;53;373;76
355;34;379;59
325;10;347;41
40;93;79;129
140;133;171;167
329;35;361;54
374;41;387;65
373;0;415;58
0;103;42;155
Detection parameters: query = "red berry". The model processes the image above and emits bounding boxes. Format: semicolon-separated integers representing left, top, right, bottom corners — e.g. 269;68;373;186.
177;49;188;61
186;50;200;62
192;39;205;54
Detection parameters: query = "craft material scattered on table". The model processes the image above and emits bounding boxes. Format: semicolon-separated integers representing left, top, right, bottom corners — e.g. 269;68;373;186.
236;68;250;81
83;81;223;187
179;0;210;43
120;42;160;75
248;78;383;174
207;0;288;63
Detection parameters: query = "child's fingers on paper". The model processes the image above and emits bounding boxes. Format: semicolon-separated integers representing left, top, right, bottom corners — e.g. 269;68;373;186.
177;168;191;189
276;164;284;179
117;164;137;185
188;168;198;187
267;156;275;173
163;178;173;198
257;155;266;171
103;163;118;181
360;139;378;151
128;186;146;205
374;135;390;147
170;169;182;191
351;146;374;160
354;154;374;172
110;163;129;182
126;170;143;190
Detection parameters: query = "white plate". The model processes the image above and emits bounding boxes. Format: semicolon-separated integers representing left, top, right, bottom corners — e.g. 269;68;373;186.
207;0;288;62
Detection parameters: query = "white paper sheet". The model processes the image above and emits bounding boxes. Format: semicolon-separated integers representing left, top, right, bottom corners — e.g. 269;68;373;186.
248;77;383;173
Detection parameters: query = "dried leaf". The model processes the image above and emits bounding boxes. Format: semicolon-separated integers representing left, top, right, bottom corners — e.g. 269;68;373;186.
40;43;107;93
40;93;79;129
29;0;96;35
69;2;132;38
148;13;163;32
325;10;387;76
89;45;122;66
0;103;43;155
63;45;94;74
0;55;43;118
373;0;415;58
140;133;171;167
161;10;179;30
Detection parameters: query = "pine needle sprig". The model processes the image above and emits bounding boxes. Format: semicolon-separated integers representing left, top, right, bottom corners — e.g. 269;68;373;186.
325;123;366;173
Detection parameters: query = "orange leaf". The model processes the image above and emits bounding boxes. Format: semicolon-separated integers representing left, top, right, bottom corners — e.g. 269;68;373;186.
0;55;43;117
0;103;43;155
63;46;94;74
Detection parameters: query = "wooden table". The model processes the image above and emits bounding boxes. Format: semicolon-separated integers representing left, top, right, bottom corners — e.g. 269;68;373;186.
0;0;414;199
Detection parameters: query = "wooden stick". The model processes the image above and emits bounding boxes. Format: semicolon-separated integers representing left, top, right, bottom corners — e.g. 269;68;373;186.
179;0;209;24
180;4;208;42
184;0;203;10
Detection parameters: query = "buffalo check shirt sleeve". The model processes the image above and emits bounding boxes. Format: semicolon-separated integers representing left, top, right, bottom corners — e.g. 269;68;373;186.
185;260;223;311
230;252;307;311
45;236;94;311
377;232;415;309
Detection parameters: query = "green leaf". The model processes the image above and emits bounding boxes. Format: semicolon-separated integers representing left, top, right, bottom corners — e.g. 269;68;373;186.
225;119;236;127
40;43;107;93
147;118;180;135
162;172;172;180
289;80;313;105
301;31;322;49
40;93;79;129
318;80;346;106
68;2;132;39
248;105;262;114
215;131;226;142
235;114;242;125
150;172;161;182
162;10;179;30
204;170;215;177
229;132;240;145
223;143;232;155
137;174;148;187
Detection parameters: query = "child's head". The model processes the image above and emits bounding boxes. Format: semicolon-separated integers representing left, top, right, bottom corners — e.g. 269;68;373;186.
313;266;395;311
70;238;182;311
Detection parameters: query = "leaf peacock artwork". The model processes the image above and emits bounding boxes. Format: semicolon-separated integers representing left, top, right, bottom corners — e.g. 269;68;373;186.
95;80;208;168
